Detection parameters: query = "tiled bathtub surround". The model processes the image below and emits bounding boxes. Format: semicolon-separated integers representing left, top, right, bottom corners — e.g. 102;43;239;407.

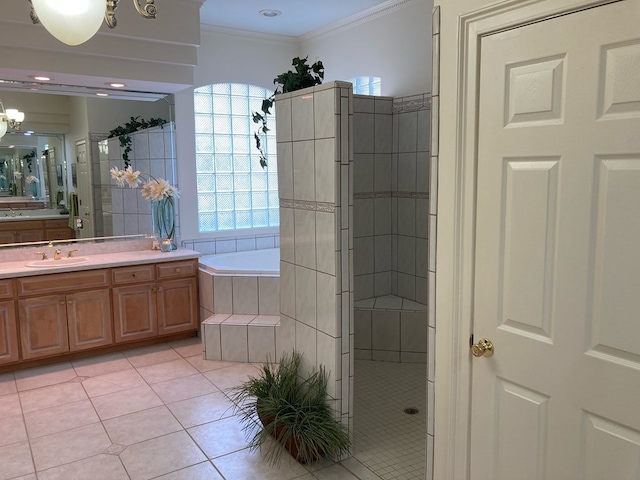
103;123;178;241
198;270;280;319
276;81;354;433
202;313;280;363
353;94;430;305
182;232;280;255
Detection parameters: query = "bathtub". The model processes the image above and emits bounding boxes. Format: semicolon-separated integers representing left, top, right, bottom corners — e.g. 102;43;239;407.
199;248;280;275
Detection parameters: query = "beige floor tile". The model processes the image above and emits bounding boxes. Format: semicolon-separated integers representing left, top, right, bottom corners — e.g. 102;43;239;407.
72;352;133;377
122;343;182;368
0;441;34;480
24;399;99;439
0;393;22;420
91;385;163;420
202;362;260;392
153;461;224;480
151;373;218;404
103;405;182;445
37;454;129;480
168;337;203;358
30;423;112;471
0;414;28;447
6;475;37;480
136;358;199;384
212;442;309;480
19;382;88;413
81;368;147;398
167;391;234;429
184;354;234;373
0;373;16;396
14;362;77;392
119;431;206;480
340;457;385;480
188;415;250;459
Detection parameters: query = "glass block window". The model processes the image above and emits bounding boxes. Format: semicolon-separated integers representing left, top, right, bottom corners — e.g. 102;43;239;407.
194;83;278;233
350;76;382;96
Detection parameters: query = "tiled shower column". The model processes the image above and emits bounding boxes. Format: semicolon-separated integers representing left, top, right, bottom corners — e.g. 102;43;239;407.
276;81;354;432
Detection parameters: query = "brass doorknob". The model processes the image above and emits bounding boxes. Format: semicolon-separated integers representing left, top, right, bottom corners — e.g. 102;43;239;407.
471;338;494;357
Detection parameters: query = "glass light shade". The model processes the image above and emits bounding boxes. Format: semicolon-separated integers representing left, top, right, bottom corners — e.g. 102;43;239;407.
5;109;23;122
31;0;106;46
0;120;6;139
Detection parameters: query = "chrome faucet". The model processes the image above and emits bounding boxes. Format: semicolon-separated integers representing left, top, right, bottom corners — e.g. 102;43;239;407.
54;249;62;260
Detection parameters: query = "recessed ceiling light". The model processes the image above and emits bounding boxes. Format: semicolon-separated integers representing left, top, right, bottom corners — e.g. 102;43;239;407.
259;9;281;17
96;92;109;97
32;76;51;82
107;82;126;88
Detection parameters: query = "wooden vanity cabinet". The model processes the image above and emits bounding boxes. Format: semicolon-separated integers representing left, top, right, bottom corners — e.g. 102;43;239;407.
0;280;18;365
0;218;74;245
17;270;111;360
112;260;198;343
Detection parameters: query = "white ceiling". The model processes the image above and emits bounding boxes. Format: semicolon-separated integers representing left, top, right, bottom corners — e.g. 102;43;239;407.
199;0;391;36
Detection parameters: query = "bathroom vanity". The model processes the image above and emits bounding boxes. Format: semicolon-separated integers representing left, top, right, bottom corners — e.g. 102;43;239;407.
0;247;200;372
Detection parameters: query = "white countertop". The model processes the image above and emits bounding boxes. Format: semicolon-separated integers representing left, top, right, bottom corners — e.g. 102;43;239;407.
0;248;201;279
0;214;69;222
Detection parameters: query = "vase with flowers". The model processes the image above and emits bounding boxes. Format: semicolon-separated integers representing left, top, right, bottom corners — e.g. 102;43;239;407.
110;166;180;250
25;175;39;199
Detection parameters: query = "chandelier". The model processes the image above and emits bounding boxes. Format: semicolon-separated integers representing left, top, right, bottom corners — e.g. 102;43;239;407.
29;0;157;46
0;101;25;139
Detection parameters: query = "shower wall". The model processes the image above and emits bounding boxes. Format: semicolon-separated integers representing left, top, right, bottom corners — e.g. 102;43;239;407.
353;93;430;304
277;81;354;432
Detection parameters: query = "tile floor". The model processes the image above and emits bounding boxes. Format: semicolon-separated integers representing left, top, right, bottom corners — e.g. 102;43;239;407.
353;360;427;480
0;337;426;480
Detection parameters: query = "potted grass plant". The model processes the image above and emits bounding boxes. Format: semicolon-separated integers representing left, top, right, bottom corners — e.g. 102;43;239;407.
229;351;350;466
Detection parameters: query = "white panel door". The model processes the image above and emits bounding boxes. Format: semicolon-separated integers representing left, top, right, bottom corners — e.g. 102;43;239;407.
472;2;640;479
76;139;95;238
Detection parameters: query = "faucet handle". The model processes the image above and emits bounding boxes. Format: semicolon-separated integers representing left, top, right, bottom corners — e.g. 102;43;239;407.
67;249;79;258
34;251;48;260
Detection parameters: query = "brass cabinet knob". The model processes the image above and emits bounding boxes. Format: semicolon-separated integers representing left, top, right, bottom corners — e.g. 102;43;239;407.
471;338;494;357
176;268;181;273
67;299;73;305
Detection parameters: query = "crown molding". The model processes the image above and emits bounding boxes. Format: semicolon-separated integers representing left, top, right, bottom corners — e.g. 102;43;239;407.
299;0;414;43
200;24;297;45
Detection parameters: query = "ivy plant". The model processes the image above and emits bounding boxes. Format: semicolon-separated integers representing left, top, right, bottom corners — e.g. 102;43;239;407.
108;116;168;168
253;56;324;168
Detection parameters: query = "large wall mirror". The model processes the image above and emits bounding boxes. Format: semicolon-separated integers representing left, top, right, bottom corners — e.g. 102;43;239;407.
0;82;174;246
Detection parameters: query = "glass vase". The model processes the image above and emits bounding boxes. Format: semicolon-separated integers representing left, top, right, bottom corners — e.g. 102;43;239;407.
151;197;175;251
29;182;38;199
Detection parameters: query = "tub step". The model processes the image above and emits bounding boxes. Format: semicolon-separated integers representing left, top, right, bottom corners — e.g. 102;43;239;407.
202;313;280;363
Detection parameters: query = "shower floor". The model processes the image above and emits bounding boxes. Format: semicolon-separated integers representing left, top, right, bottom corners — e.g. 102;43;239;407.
353;359;427;480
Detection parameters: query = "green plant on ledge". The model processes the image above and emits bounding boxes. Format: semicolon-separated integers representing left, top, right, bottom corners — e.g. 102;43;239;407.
253;56;324;168
108;116;168;168
228;351;350;466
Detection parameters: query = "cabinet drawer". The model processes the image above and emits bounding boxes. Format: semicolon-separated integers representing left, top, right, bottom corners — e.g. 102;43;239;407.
17;270;109;297
156;260;198;280
112;265;155;285
0;280;13;299
44;218;70;229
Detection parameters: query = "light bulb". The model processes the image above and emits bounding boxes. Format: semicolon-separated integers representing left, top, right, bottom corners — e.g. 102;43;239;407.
31;0;106;46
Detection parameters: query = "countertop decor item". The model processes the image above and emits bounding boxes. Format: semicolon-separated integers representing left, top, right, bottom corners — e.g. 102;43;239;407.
253;56;324;168
110;166;179;249
229;351;350;466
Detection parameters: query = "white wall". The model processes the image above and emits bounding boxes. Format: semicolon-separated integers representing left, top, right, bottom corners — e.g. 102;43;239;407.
300;0;433;97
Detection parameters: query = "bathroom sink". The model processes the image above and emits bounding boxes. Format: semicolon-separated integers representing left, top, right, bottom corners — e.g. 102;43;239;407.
25;257;90;268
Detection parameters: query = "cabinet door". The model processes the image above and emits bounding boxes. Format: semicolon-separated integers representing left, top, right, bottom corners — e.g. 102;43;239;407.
18;295;69;360
0;300;19;365
157;278;198;335
16;230;44;243
112;283;157;343
67;289;113;351
0;232;15;244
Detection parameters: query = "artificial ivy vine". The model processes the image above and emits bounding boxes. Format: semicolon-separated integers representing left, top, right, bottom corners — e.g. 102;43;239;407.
108;116;168;168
